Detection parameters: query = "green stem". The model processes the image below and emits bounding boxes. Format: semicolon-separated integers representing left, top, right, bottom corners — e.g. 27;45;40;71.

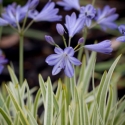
19;34;24;85
74;44;80;50
22;11;29;31
68;37;71;47
62;36;67;47
85;49;89;64
24;20;34;33
75;46;84;52
92;0;96;6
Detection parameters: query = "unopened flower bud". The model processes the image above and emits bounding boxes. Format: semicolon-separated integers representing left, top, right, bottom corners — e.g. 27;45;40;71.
78;37;84;44
56;23;64;36
45;35;55;45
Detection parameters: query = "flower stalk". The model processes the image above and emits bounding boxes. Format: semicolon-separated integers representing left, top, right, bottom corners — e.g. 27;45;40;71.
19;33;24;85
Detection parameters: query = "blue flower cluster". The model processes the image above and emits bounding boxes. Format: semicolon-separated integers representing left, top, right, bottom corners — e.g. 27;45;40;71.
57;0;118;29
45;11;113;77
0;0;123;77
0;0;62;27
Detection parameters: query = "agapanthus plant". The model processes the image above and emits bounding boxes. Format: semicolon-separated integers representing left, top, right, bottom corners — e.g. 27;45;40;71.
0;1;125;125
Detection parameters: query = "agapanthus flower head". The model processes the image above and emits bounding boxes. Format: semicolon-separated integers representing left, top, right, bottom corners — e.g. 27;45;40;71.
65;12;85;37
56;23;65;36
95;5;118;30
0;55;8;74
84;40;113;54
46;47;81;77
28;2;62;22
57;0;80;11
116;25;125;42
79;4;96;27
45;35;55;45
0;3;26;26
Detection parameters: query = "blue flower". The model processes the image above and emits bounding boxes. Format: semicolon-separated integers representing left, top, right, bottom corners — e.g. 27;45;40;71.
28;2;62;22
84;40;113;54
116;25;125;42
22;0;39;11
0;55;8;74
46;47;81;77
65;12;84;37
0;3;26;26
79;4;96;27
57;0;80;11
95;5;118;30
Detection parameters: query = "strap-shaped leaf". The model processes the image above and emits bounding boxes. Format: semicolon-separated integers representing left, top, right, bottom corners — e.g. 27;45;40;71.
44;77;53;125
80;51;96;93
27;110;38;125
33;89;41;119
5;85;30;125
0;107;13;125
39;74;46;104
8;66;19;85
99;55;121;123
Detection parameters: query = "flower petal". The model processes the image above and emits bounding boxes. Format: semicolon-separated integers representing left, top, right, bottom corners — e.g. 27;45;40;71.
116;36;125;42
64;47;74;56
118;25;125;35
0;18;8;26
52;60;63;75
54;47;63;54
84;40;113;54
64;60;74;77
69;57;81;65
45;54;61;66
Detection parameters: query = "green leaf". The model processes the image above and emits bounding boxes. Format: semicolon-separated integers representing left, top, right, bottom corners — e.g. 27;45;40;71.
33;89;41;119
83;100;90;125
98;55;121;123
79;51;96;93
27;110;38;125
44;77;53;125
78;55;86;84
0;107;13;125
61;91;67;125
5;85;30;125
39;74;46;104
8;66;19;85
96;71;107;103
105;86;113;124
53;95;59;113
116;113;125;125
14;112;20;125
73;88;80;125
